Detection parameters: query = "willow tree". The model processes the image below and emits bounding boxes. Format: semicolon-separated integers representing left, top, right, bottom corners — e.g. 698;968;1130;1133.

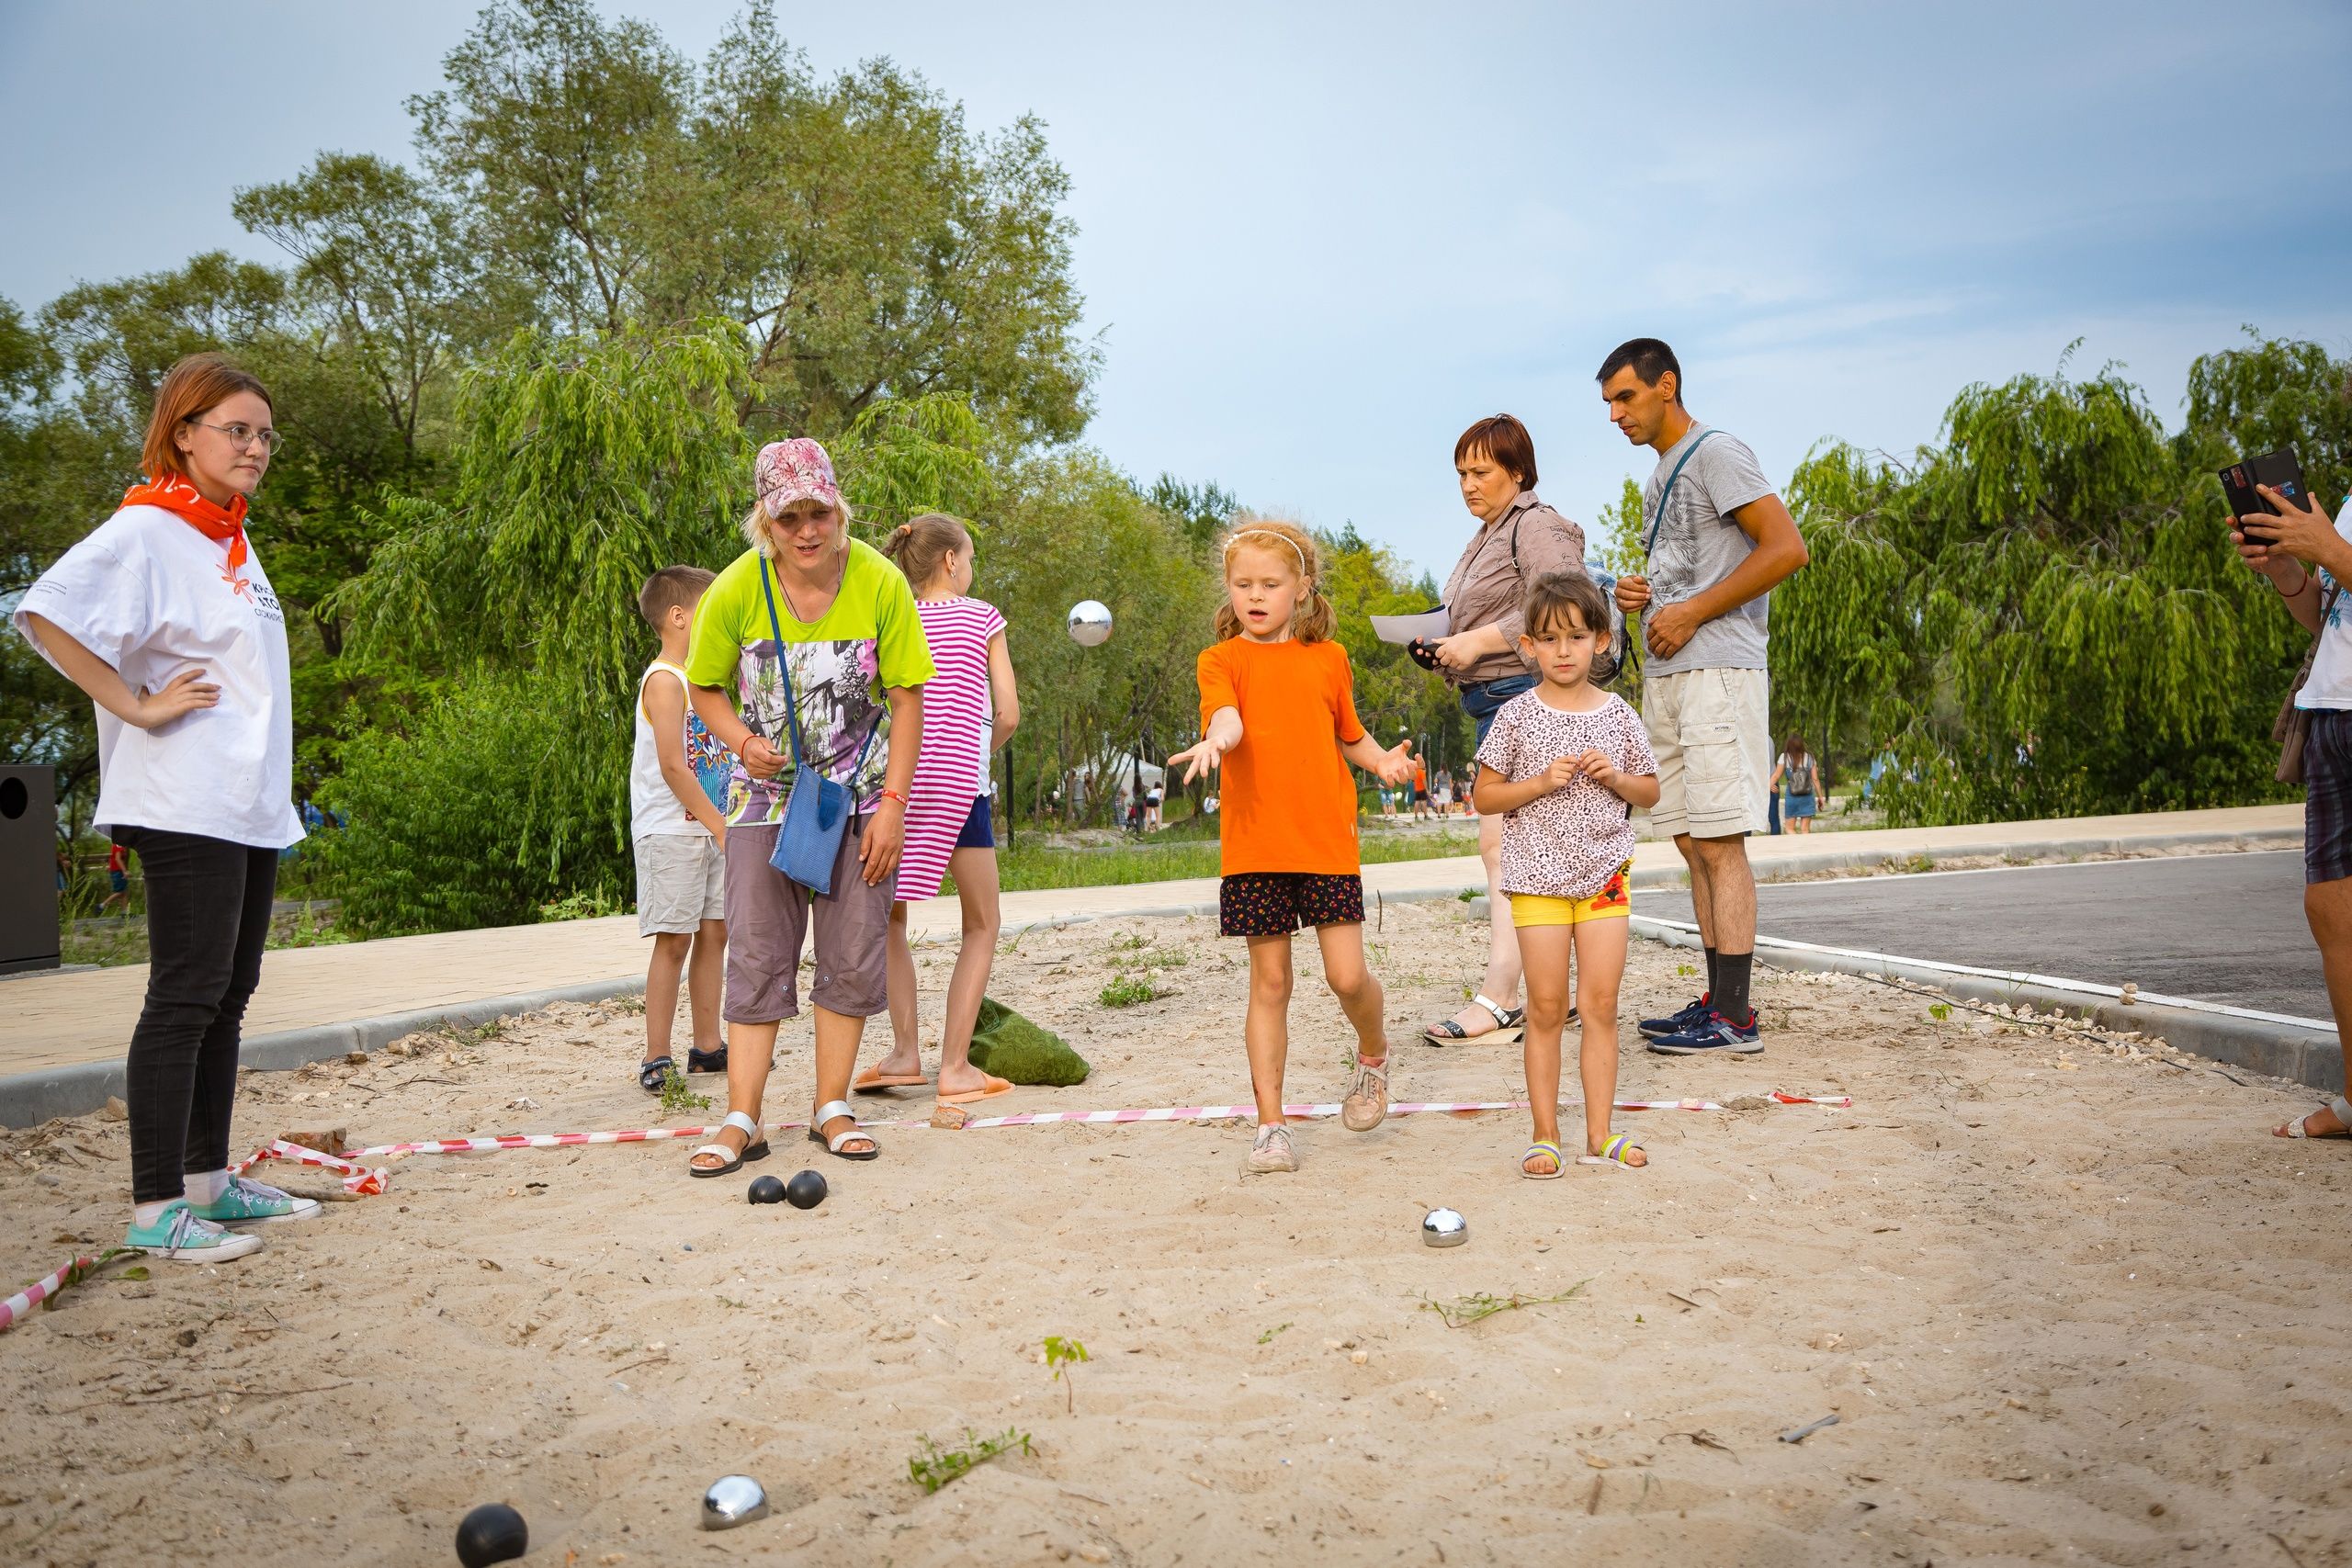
1773;362;2304;825
326;321;752;879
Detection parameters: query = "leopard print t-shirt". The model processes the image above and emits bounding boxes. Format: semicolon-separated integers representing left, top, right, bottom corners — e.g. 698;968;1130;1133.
1474;690;1657;900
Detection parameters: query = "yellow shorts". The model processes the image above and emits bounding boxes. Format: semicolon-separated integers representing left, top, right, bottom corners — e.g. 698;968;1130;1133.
1509;863;1634;928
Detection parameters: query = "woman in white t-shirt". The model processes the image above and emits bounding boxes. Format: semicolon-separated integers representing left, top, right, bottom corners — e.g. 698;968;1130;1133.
13;355;313;1262
2233;477;2352;1142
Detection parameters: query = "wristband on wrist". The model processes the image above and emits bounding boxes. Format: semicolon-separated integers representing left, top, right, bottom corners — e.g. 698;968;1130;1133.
878;788;908;806
2280;567;2312;596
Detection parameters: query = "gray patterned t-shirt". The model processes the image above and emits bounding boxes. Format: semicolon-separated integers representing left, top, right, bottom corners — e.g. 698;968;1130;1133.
1642;424;1777;677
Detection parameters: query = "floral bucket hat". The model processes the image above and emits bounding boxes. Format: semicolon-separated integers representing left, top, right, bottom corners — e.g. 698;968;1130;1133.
753;437;842;517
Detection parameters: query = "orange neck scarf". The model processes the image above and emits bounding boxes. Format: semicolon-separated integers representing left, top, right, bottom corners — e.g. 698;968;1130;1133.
122;473;249;589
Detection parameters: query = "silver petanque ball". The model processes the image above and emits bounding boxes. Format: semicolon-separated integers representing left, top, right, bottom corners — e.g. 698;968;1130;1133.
1067;599;1114;647
1421;1207;1468;1248
701;1474;770;1531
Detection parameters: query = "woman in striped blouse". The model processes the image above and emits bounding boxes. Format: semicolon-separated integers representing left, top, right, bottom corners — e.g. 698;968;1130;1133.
864;513;1023;1103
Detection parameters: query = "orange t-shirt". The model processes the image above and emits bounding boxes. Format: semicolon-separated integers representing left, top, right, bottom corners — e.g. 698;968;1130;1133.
1197;637;1367;876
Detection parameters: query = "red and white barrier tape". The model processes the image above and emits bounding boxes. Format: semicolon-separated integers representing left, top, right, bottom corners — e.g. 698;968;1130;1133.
1;1253;97;1333
234;1138;390;1195
346;1090;1849;1161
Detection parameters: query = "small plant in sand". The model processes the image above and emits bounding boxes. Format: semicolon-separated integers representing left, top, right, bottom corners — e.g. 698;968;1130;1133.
1098;974;1160;1008
1043;1336;1091;1412
1258;1322;1292;1345
907;1427;1032;1493
658;1066;712;1117
1418;1280;1590;1329
1928;1001;1952;1021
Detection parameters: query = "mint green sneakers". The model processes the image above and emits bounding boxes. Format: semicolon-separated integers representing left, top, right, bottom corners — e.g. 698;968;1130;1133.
125;1200;264;1261
187;1175;322;1228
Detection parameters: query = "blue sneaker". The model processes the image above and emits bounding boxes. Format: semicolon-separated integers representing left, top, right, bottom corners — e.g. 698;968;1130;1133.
1647;1008;1763;1055
187;1175;322;1228
1639;994;1711;1040
126;1200;265;1261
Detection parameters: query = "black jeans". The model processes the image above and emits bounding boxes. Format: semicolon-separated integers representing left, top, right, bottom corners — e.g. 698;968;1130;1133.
117;827;277;1203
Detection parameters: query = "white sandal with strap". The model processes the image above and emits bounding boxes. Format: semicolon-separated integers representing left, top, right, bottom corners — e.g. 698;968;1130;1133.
2278;1093;2352;1141
808;1099;879;1161
1421;993;1527;1046
688;1110;771;1178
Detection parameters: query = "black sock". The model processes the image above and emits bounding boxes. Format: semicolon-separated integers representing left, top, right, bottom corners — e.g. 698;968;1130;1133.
1702;945;1719;1001
1715;953;1754;1025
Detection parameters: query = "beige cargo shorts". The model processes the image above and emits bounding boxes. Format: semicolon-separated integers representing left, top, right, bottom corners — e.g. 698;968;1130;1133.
1643;666;1771;840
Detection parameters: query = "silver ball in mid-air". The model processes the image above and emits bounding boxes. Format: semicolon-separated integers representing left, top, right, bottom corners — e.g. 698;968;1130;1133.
1421;1207;1468;1248
701;1474;770;1531
1067;599;1114;647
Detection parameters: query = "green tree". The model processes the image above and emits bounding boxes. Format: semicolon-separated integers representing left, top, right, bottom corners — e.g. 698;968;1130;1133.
1776;361;2302;824
2181;329;2352;508
330;321;752;870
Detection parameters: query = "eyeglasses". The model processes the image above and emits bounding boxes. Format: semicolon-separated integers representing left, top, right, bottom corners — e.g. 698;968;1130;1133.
184;419;283;456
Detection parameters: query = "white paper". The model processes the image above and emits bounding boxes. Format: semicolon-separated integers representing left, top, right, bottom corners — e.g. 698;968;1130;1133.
1369;607;1451;645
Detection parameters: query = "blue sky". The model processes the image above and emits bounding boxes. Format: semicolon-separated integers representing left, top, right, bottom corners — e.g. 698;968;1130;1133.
5;0;2348;581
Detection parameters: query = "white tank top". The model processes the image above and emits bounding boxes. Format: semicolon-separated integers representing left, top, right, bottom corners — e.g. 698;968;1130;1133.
631;660;710;840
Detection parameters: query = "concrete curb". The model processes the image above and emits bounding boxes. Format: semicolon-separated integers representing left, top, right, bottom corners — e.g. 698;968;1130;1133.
0;827;2315;1126
1629;917;2344;1096
0;977;648;1128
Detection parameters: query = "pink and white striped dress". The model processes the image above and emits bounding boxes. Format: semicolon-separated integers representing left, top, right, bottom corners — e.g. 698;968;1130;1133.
897;595;1006;900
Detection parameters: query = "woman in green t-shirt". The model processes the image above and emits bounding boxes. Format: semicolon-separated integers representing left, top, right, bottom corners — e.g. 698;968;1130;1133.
684;438;935;1172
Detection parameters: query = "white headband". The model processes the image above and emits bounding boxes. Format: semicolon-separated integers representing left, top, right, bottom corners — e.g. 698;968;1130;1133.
1223;528;1309;578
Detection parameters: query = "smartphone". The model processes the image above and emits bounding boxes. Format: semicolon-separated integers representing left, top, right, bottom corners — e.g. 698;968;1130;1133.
2222;446;2309;521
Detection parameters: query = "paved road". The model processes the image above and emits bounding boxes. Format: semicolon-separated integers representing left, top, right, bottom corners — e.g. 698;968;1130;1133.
1634;850;2331;1022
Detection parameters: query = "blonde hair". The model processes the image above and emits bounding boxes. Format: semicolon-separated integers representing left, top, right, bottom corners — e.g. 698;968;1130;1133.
741;494;856;558
1214;517;1336;644
879;512;972;591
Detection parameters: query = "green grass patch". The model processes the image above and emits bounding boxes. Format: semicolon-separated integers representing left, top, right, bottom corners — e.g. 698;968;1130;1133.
985;827;1478;894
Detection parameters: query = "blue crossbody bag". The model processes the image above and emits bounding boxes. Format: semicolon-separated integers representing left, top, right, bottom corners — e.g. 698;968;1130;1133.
759;560;881;897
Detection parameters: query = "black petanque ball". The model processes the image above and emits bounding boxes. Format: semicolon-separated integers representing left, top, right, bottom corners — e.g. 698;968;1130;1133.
786;1168;827;1210
455;1502;527;1566
746;1173;786;1205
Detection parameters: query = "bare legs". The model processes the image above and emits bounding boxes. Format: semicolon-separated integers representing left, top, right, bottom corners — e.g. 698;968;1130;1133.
875;848;1003;1096
1518;918;1643;1171
1437;811;1528;1037
1675;831;1756;953
2285;877;2352;1137
688;1002;874;1170
642;919;726;1065
1245;923;1386;1126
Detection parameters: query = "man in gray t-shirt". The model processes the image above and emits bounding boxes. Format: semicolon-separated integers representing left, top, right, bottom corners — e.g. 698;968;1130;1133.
1599;338;1808;1057
1641;424;1777;677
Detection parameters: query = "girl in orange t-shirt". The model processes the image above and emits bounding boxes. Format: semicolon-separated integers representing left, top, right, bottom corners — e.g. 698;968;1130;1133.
1169;521;1417;1175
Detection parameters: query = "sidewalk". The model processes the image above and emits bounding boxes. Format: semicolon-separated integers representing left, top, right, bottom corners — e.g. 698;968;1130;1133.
0;804;2303;1122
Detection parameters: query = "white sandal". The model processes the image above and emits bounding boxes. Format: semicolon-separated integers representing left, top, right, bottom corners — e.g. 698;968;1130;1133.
688;1110;771;1178
808;1099;879;1161
2278;1093;2352;1140
1421;993;1526;1045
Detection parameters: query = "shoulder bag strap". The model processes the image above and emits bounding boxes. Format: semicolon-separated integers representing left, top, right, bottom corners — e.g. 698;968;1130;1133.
1644;428;1719;556
758;558;808;767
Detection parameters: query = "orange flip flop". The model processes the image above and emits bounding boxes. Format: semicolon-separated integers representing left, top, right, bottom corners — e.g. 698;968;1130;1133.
934;1076;1014;1105
854;1066;930;1094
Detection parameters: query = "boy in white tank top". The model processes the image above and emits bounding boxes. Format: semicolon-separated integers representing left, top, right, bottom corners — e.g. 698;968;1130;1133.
632;567;730;1092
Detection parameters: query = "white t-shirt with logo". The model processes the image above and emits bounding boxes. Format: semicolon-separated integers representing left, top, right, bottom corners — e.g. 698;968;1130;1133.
13;503;303;849
2296;500;2352;710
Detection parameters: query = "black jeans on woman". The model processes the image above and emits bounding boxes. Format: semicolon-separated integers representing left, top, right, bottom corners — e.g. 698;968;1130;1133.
116;827;277;1203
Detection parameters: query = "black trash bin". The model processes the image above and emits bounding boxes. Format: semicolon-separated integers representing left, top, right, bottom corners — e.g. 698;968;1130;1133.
0;765;60;975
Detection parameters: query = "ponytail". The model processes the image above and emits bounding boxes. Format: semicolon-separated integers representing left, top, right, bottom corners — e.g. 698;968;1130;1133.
879;512;971;592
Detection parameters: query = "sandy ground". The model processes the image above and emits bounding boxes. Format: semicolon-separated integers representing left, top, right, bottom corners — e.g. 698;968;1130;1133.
3;899;2348;1568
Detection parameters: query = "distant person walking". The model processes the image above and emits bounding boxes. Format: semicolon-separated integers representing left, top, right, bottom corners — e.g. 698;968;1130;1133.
1771;733;1819;834
2232;476;2352;1142
13;354;317;1260
1422;413;1593;1046
1601;340;1808;1056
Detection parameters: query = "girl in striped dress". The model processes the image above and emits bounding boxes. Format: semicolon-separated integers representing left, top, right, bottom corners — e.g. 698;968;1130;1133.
863;513;1022;1103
